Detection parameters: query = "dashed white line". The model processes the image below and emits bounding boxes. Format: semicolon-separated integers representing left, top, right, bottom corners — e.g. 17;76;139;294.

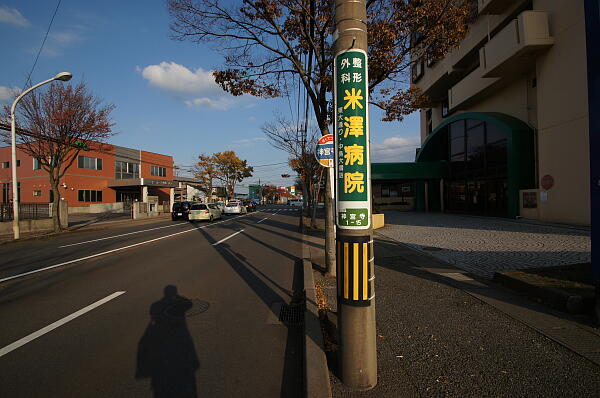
212;230;244;246
59;223;185;248
256;218;268;224
0;291;126;358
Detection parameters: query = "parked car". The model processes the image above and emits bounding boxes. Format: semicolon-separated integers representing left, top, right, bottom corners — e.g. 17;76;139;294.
215;201;226;212
172;201;195;220
224;200;247;215
188;203;222;222
207;203;223;219
243;200;256;212
288;199;304;207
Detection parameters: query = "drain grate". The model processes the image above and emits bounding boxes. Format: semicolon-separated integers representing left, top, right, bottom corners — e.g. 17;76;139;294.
164;299;209;319
279;304;304;325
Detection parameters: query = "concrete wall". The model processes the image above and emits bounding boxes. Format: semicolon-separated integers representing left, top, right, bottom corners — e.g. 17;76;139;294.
534;0;590;225
0;201;68;235
132;202;160;220
68;202;125;214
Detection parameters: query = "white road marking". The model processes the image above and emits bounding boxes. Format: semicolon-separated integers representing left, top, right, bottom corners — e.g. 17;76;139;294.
0;291;125;358
256;218;268;224
212;230;244;246
0;214;250;284
59;223;184;248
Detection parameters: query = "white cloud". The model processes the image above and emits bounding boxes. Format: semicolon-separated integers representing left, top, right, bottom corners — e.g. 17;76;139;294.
49;31;81;45
140;61;237;110
371;136;421;162
27;30;83;57
233;137;268;146
0;6;30;27
141;62;221;95
0;86;22;102
184;97;233;111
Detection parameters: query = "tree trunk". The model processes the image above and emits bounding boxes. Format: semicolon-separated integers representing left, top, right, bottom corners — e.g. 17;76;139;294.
49;173;62;232
324;168;336;276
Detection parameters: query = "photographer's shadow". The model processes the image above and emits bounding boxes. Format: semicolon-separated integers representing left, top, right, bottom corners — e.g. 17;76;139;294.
135;285;199;398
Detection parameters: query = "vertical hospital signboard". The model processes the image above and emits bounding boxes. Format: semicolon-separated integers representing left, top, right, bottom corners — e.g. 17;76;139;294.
334;49;371;229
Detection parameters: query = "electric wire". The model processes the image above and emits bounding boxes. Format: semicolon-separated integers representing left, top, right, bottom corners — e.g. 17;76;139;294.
22;0;63;90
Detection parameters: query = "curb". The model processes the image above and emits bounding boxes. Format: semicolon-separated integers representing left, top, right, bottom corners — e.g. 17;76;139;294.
493;271;594;314
302;235;332;398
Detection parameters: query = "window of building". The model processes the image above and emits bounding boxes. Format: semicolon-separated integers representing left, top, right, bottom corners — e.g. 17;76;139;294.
410;30;423;47
78;155;103;170
33;158;41;170
411;59;425;83
2;183;9;202
441;97;449;118
33;190;42;196
2;161;9;168
151;165;166;177
78;189;103;202
16;160;20;167
49;190;54;203
444;119;508;216
115;161;140;179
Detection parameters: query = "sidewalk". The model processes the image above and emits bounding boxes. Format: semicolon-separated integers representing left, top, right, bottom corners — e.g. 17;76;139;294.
304;226;600;397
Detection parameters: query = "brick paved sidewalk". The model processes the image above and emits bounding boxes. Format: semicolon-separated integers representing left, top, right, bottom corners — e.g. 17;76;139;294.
305;228;600;397
377;211;591;278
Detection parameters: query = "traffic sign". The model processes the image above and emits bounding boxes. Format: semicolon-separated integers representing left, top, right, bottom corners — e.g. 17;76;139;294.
316;134;334;168
334;49;371;229
541;174;554;190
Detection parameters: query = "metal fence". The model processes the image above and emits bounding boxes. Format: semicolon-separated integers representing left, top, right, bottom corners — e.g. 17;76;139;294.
0;203;51;222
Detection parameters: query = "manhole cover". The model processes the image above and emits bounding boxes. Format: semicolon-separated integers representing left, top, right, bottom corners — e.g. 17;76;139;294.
279;304;303;325
163;299;209;318
423;246;443;251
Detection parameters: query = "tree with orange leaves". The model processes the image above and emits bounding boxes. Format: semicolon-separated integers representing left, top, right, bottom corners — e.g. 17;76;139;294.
167;0;475;272
2;82;115;232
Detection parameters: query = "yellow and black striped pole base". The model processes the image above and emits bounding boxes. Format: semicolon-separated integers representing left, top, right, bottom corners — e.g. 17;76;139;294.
336;234;374;306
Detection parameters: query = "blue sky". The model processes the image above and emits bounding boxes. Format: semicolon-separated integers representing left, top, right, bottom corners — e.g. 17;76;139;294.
0;0;420;189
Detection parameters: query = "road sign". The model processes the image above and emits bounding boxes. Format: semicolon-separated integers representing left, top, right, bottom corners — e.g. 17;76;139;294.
541;174;554;190
334;49;371;229
316;134;334;168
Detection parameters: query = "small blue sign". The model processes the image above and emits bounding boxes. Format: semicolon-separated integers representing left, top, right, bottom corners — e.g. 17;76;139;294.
316;134;334;168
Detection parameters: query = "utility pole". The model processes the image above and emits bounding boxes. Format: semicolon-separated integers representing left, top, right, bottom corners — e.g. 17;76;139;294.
584;0;600;322
333;0;377;389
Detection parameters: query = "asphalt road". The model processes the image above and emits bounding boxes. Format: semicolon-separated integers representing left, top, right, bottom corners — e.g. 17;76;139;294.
0;205;303;397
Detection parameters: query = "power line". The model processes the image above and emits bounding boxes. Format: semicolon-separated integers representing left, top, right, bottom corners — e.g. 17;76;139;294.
252;161;289;168
23;0;62;90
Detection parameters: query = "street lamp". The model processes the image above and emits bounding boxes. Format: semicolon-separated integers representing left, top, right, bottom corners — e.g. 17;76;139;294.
10;72;73;239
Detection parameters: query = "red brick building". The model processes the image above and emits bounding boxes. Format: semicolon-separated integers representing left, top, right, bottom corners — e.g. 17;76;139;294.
0;143;175;208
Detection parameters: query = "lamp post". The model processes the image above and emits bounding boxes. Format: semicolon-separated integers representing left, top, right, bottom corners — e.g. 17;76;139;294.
10;72;72;239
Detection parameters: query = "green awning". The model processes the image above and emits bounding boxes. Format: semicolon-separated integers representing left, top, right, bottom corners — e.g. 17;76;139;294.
371;161;448;180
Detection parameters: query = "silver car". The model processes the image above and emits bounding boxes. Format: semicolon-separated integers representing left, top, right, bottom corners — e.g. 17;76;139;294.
224;200;247;215
188;203;222;222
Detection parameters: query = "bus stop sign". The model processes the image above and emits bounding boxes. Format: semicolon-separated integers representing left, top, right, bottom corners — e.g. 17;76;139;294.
316;134;334;168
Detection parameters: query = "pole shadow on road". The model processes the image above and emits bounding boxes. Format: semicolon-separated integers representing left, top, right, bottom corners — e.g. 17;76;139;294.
135;285;200;398
196;226;303;397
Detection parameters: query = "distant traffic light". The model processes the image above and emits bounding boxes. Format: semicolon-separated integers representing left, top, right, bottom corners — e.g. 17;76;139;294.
281;174;290;178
